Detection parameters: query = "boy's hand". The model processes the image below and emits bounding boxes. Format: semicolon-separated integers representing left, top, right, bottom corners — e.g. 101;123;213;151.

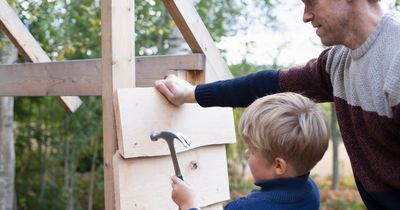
154;75;196;106
171;176;199;210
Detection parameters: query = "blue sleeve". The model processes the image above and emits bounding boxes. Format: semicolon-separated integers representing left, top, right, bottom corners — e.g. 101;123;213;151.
224;199;244;210
195;70;279;108
308;177;321;209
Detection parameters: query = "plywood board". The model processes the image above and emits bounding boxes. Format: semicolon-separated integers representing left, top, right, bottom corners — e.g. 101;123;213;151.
114;88;235;158
113;145;230;210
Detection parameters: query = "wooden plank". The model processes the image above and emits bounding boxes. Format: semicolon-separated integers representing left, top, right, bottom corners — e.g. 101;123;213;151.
101;0;135;209
113;145;230;210
0;0;81;112
136;53;204;86
114;88;235;158
0;54;205;96
162;0;232;82
0;59;101;96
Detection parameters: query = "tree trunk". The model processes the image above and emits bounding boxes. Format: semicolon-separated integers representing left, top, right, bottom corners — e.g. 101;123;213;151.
0;34;18;210
331;103;339;190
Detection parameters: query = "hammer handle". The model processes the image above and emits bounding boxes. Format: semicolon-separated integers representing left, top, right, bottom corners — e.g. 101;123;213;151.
167;141;184;180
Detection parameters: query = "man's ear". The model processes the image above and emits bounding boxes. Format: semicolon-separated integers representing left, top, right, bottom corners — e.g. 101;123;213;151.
273;157;287;175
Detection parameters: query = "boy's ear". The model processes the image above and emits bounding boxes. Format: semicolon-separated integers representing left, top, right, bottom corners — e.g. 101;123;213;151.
273;157;287;175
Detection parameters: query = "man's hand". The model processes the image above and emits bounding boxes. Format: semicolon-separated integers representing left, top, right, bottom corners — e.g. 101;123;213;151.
171;176;199;210
154;75;196;106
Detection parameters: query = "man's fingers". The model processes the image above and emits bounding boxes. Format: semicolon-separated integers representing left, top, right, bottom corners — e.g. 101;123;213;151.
165;74;177;80
155;80;174;100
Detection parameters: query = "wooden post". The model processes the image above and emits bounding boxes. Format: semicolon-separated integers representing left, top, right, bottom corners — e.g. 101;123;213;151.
101;0;135;209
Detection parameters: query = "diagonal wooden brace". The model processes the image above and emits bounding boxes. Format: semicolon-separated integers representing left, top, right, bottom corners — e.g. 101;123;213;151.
0;0;81;112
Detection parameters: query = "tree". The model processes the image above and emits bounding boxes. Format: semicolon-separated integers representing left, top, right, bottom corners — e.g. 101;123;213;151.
3;0;278;208
0;33;18;210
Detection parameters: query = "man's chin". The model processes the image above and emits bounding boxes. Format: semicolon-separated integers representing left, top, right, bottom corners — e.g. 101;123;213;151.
319;38;335;47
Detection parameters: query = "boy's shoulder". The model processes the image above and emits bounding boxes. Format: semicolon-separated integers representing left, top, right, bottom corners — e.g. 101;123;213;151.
224;176;320;210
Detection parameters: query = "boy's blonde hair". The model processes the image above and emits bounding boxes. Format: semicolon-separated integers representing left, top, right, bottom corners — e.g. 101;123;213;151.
239;92;329;175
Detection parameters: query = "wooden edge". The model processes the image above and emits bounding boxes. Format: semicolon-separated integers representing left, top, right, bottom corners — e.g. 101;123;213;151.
113;91;126;157
56;96;83;113
113;152;122;210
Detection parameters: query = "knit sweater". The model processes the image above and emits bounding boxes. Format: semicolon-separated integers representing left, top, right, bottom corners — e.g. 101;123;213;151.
195;12;400;209
224;174;320;210
189;174;319;210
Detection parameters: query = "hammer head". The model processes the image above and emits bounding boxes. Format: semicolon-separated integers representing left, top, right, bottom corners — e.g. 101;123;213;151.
150;130;191;147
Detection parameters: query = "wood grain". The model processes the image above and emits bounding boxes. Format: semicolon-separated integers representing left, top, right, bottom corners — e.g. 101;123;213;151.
113;145;230;210
114;88;235;158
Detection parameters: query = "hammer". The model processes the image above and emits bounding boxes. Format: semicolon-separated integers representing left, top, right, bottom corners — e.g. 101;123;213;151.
150;130;191;180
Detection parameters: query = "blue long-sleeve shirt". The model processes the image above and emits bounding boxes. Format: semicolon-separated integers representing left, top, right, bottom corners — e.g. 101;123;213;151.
190;174;320;210
224;174;319;210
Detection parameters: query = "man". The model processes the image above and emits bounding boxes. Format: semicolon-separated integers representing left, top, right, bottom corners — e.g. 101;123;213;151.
155;0;400;209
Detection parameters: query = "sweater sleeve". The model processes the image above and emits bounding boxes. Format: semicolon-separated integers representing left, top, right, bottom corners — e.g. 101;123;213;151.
224;198;245;210
195;70;279;108
279;48;333;102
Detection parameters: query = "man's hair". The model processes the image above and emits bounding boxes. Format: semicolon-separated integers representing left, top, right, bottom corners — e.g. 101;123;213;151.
239;92;329;174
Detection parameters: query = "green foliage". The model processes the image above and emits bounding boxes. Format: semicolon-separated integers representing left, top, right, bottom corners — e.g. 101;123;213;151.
136;0;278;55
5;0;278;209
14;0;101;60
14;96;104;209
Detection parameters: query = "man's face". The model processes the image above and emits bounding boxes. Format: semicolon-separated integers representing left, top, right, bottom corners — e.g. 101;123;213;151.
301;0;352;46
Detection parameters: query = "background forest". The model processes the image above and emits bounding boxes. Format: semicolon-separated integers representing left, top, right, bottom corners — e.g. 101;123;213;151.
0;0;399;210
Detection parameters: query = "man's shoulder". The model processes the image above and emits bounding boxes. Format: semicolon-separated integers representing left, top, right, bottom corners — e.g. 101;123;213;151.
386;11;400;23
325;45;350;73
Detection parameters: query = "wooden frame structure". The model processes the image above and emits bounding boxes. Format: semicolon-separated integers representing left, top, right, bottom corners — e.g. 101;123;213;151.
0;0;234;209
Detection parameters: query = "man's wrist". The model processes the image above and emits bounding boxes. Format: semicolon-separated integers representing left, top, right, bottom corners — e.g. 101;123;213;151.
185;85;197;103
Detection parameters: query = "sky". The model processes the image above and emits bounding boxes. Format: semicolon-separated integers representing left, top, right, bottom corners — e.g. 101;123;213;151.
217;0;395;67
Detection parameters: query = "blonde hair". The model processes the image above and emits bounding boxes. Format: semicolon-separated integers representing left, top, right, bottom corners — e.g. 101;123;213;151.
239;92;329;174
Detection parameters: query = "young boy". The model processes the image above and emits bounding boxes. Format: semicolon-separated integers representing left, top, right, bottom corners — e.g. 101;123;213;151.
170;92;330;210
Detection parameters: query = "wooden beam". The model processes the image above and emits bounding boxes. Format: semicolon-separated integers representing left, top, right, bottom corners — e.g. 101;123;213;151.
0;59;101;96
0;0;81;112
162;0;232;82
101;0;135;209
136;53;205;86
0;54;204;96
